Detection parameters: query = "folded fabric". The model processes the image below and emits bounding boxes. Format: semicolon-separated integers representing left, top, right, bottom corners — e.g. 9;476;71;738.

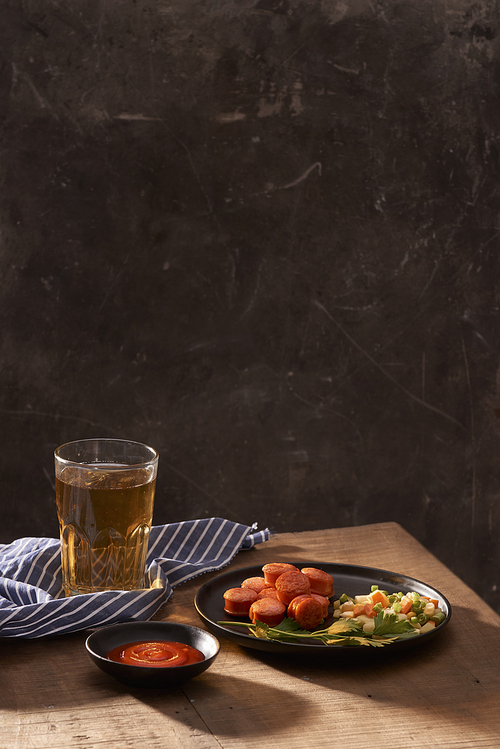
0;517;270;638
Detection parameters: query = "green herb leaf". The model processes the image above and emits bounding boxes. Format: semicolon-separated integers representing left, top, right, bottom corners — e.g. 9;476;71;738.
372;612;419;637
325;618;363;637
216;613;415;648
272;617;310;634
252;621;270;639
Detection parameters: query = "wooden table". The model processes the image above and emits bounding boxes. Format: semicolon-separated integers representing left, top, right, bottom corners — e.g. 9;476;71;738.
2;522;499;748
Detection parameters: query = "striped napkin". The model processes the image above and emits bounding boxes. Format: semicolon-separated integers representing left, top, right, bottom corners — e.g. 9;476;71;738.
0;517;270;638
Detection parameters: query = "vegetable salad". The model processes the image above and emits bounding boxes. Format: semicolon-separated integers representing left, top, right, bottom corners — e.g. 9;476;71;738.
335;585;446;636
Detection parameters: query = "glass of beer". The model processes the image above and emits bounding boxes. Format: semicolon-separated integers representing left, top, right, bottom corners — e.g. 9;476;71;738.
54;438;159;597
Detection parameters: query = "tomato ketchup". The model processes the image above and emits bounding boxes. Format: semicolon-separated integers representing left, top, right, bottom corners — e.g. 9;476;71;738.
106;640;205;668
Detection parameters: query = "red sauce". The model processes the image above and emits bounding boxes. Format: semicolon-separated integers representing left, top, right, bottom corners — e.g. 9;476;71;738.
106;640;205;668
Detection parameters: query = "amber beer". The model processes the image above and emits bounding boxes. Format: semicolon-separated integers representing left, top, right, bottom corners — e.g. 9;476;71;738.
54;439;158;596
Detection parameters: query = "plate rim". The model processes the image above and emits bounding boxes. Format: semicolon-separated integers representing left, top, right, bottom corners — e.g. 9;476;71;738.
194;560;452;654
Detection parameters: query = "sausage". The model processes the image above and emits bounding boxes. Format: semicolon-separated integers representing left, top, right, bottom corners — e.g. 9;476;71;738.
311;593;330;618
300;567;334;598
287;594;313;620
249;598;286;627
241;576;272;594
223;587;258;616
290;595;323;631
288;593;329;621
275;570;311;605
262;563;299;586
257;587;279;600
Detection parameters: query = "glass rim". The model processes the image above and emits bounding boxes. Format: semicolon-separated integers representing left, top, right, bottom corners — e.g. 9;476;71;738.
54;438;159;469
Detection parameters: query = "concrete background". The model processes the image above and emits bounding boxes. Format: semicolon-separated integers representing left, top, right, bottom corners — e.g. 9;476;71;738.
1;0;500;610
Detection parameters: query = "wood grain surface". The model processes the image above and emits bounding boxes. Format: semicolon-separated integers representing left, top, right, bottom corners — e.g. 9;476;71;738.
1;522;499;748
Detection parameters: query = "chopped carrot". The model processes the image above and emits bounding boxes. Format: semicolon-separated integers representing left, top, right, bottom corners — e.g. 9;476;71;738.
352;604;366;617
420;596;439;607
364;602;376;618
399;598;412;615
370;590;390;608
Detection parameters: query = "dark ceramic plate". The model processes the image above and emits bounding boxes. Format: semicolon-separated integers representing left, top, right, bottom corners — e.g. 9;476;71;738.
194;562;452;655
86;621;220;687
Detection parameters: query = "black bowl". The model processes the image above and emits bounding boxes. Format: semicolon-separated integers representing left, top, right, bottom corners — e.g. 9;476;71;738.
85;621;220;688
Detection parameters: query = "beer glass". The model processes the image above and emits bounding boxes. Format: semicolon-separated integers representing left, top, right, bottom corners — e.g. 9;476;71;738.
55;438;158;596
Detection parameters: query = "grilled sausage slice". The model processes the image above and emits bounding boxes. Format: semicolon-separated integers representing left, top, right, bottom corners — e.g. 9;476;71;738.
262;563;299;586
289;595;323;630
223;587;258;616
249;598;286;627
275;570;311;605
241;576;272;594
301;567;334;598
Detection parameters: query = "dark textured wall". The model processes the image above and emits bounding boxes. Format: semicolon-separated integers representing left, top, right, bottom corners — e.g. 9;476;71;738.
1;0;500;610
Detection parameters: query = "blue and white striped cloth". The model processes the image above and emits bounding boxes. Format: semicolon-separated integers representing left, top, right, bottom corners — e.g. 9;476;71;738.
0;518;270;638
